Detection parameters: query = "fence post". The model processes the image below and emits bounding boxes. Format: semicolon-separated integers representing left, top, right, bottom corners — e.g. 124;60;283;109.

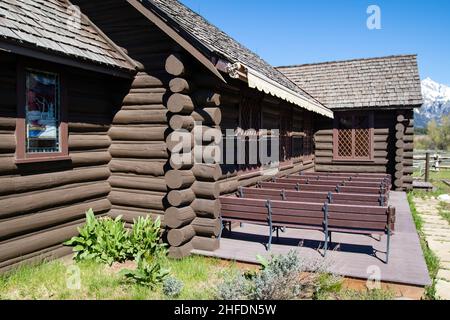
425;152;430;182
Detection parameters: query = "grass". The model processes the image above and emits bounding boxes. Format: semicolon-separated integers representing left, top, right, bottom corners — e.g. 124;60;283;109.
438;201;450;224
413;169;450;196
0;255;396;300
407;192;440;300
0;255;234;300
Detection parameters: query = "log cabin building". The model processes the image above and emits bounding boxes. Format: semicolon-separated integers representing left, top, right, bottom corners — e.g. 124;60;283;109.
278;56;423;191
0;0;422;272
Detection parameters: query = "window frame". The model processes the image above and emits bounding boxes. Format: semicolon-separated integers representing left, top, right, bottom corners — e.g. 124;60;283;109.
15;59;69;164
332;111;374;162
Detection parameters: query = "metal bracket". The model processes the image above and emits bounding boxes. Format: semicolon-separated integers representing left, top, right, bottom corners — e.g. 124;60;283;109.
306;178;310;184
281;189;286;201
379;194;385;207
256;181;262;189
265;199;273;251
335;185;341;193
295;183;300;192
327;191;333;204
238;186;244;198
322;202;329;256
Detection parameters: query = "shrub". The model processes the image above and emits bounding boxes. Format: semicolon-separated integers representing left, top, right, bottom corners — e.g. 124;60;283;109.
163;276;184;298
120;252;170;288
215;251;328;300
216;272;250;300
65;210;166;266
64;209;130;265
128;216;166;258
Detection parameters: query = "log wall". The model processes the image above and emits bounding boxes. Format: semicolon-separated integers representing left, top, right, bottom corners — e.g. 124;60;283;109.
0;51;125;272
314;109;414;190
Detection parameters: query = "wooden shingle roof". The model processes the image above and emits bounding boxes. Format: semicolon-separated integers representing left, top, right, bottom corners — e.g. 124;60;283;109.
0;0;135;71
146;0;323;107
278;55;423;109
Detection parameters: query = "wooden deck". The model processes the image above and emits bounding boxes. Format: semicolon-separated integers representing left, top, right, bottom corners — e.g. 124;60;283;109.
193;191;431;288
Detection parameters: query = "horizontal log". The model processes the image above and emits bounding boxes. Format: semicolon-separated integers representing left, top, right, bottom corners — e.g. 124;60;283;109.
0;222;83;263
315;158;388;165
395;140;404;149
395;123;405;132
69;134;111;150
71;151;111;167
166;131;194;153
0;167;110;196
165;206;196;229
190;198;220;218
192;163;222;181
169;152;194;170
109;142;168;159
109;190;165;210
168;225;195;247
131;73;166;88
167;188;195;207
192;181;220;199
169;115;195;130
0;182;110;219
191;108;222;125
169;78;194;94
395;163;404;171
0;117;15;130
122;92;164;105
109;126;168;141
165;170;195;189
397;114;405;122
109;208;164;225
167;93;195;114
165;54;188;77
315;165;386;173
0;199;111;241
191;236;219;251
220;178;240;194
109;160;165;176
168;241;193;259
109;175;167;192
192;217;221;237
0;245;72;274
193;90;221;107
394;179;403;188
68;121;110;133
113;110;167;124
193;126;222;144
0;134;15;152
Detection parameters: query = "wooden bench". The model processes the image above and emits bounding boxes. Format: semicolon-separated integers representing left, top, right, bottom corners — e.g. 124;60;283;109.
219;194;395;263
260;181;389;198
237;186;387;207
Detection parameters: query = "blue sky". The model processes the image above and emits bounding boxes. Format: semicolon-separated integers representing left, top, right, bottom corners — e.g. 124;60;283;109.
180;0;450;86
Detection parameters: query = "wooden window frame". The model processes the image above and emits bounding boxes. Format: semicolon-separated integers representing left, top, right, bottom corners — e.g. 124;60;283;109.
15;59;69;164
332;111;374;162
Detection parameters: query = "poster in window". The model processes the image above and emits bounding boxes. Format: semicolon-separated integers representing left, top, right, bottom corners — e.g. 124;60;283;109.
25;71;59;152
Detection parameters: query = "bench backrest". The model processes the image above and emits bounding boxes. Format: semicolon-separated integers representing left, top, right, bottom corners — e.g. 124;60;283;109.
260;181;387;195
219;196;395;234
239;187;385;206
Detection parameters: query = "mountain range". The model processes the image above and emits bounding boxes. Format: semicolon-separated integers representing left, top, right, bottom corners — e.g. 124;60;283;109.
415;77;450;128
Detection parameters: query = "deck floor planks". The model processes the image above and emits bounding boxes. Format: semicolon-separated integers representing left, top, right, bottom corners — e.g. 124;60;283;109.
193;191;431;287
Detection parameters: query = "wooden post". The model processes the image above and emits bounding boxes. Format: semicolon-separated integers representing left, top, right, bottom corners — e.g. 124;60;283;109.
425;152;430;182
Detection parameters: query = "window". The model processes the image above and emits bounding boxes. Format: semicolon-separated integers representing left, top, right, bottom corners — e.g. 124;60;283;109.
16;65;68;163
333;112;373;161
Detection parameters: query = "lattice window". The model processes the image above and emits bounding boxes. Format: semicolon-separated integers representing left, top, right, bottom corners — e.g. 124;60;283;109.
334;113;373;160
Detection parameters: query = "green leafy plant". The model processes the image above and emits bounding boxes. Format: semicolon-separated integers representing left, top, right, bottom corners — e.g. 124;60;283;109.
128;216;166;257
163;276;184;298
65;209;130;265
120;252;170;287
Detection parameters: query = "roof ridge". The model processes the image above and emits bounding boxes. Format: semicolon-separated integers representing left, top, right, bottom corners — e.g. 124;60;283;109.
277;54;418;69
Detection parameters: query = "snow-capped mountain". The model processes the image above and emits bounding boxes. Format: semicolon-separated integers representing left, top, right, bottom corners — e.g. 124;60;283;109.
415;77;450;128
